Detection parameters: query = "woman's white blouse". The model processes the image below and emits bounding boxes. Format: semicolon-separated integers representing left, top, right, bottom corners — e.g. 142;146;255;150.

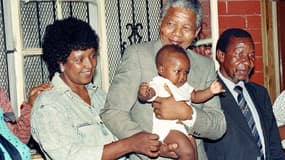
273;91;285;149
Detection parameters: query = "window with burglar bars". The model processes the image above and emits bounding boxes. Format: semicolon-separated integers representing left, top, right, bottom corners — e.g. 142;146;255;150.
105;0;162;83
21;0;90;97
1;0;214;116
0;0;163;113
0;0;9;96
0;0;97;113
22;0;163;93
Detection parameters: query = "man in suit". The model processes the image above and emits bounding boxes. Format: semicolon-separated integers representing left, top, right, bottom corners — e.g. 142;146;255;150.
100;0;226;159
204;28;285;160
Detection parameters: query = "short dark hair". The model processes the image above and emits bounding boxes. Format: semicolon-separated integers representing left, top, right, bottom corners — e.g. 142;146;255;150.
156;44;189;68
216;28;253;53
42;17;99;80
161;0;203;28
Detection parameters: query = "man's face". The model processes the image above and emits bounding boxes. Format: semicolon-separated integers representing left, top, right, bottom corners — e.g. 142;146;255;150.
159;7;200;49
217;37;255;83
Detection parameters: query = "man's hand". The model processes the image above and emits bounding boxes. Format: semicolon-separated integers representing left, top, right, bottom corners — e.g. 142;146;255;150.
152;85;193;120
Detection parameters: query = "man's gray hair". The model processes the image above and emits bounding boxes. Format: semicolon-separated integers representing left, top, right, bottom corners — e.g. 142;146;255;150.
161;0;203;28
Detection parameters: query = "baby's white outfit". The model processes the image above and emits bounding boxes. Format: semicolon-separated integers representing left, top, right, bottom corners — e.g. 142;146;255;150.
148;76;194;140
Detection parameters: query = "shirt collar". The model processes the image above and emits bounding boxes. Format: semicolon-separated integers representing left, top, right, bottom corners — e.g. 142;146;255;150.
217;71;245;92
51;72;98;94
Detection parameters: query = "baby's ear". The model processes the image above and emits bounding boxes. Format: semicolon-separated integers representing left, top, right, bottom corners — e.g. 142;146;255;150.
158;66;164;74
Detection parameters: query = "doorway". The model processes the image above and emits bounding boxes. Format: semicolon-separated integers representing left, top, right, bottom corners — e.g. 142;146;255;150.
276;1;285;91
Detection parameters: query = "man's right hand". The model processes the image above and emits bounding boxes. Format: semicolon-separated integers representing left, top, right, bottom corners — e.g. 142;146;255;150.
153;95;193;121
152;84;193;121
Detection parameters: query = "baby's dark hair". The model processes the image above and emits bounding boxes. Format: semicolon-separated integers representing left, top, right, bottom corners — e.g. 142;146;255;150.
42;17;99;80
155;44;189;68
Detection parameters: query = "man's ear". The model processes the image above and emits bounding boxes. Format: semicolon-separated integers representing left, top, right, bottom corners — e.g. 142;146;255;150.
158;20;162;32
216;50;225;63
195;27;202;37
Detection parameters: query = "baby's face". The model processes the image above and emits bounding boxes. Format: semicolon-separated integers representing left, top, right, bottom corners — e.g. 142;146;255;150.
160;52;190;87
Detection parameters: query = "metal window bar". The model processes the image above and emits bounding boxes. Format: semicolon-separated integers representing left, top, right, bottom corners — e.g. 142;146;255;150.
0;0;10;98
105;0;163;83
21;1;90;95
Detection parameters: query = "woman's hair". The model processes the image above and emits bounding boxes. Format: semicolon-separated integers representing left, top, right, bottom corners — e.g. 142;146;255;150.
160;0;203;28
42;17;99;80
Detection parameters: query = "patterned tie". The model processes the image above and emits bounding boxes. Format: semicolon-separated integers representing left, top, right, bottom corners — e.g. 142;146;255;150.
234;86;264;159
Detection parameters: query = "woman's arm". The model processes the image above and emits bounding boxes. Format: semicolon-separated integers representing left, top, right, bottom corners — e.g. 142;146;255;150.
0;88;31;144
102;132;161;159
273;91;285;146
279;125;285;141
10;103;32;144
7;84;51;144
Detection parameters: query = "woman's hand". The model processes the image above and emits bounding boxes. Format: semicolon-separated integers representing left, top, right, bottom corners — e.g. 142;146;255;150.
27;83;52;107
128;131;161;157
129;131;179;158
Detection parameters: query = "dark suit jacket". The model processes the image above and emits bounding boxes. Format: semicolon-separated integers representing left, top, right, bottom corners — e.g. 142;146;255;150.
204;76;285;160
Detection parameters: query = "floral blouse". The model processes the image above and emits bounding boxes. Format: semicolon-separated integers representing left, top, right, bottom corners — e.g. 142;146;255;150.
273;91;285;148
0;108;30;160
0;88;31;144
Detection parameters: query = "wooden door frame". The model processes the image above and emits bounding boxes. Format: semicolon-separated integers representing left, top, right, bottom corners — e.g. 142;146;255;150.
261;1;280;102
276;1;285;92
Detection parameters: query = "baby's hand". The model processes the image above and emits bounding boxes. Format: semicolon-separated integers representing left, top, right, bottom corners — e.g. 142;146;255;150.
138;82;155;102
210;80;225;94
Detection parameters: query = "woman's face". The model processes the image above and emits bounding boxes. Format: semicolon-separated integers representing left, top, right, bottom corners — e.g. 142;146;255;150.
60;48;97;87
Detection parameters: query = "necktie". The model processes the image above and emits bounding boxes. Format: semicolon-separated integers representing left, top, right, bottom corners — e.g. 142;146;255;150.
234;86;264;159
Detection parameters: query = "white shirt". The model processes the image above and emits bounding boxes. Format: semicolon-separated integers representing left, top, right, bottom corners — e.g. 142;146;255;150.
218;71;266;156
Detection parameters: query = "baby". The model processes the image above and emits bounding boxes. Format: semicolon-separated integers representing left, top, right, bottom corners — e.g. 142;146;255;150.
138;44;224;160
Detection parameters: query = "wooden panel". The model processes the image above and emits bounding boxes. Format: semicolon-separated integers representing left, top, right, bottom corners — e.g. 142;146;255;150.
261;1;277;102
277;1;285;91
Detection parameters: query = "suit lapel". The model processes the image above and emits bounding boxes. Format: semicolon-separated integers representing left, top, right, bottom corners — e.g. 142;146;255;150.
153;40;163;57
244;83;268;145
217;76;256;138
244;83;264;121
